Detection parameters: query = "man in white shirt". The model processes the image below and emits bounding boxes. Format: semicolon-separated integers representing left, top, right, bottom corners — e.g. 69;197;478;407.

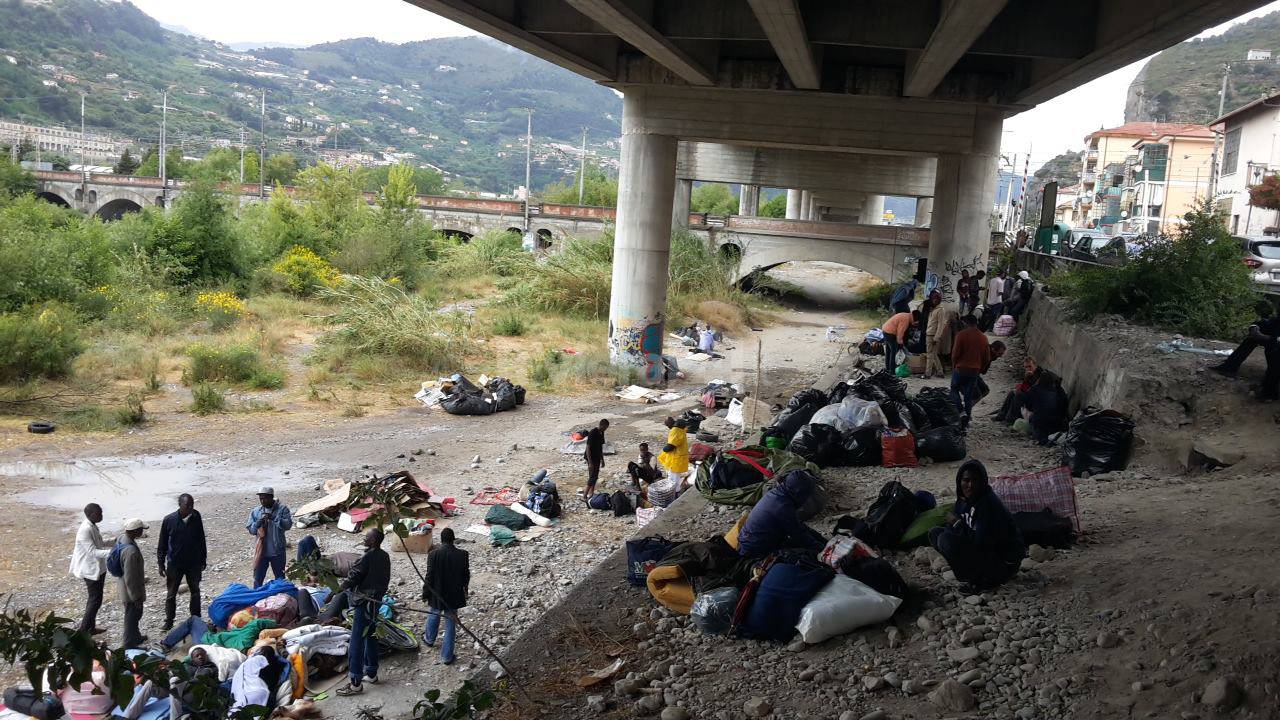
986;270;1006;308
69;503;112;635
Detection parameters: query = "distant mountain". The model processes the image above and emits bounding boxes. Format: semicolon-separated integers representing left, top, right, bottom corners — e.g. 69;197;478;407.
227;41;307;52
0;0;622;191
1126;11;1280;124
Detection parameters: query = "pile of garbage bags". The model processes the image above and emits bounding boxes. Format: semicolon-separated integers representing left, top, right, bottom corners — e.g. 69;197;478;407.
760;373;969;469
439;374;527;416
1060;407;1135;476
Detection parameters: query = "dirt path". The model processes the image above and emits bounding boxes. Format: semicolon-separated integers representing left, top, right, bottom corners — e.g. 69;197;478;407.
0;263;879;715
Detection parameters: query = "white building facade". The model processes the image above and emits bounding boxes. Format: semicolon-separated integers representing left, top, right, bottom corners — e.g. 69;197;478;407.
1213;92;1280;237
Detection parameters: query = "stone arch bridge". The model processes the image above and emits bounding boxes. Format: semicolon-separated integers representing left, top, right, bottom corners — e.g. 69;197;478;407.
33;171;928;283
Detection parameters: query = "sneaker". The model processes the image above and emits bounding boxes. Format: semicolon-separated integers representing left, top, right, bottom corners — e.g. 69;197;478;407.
151;642;173;655
365;674;379;685
88;627;106;636
336;682;364;697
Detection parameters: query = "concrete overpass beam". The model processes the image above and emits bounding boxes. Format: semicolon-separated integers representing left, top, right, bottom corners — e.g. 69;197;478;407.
609;102;677;381
904;0;1010;98
738;184;760;216
672;178;692;230
747;0;821;90
915;197;933;227
927;109;1002;303
785;189;802;220
564;0;715;86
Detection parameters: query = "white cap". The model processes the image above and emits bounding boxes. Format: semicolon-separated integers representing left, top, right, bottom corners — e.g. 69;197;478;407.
1018;270;1031;280
257;486;275;496
122;518;148;532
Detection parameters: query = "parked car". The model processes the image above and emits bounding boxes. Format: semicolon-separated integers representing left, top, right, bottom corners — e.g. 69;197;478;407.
1065;232;1130;265
1236;235;1280;290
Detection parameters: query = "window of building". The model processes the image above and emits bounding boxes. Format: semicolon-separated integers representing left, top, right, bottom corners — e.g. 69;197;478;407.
1222;128;1241;176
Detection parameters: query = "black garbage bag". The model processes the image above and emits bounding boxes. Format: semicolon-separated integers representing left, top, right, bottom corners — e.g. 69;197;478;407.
827;381;852;404
858;480;919;549
916;425;967;461
441;391;497;415
788;388;829;410
838;555;909;599
842;427;883;466
904;399;932;434
763;403;819;442
789;423;847;467
490;382;518;411
915;386;962;428
1061;408;1136;477
707;453;766;491
881;400;918;436
850;370;909;404
678;409;706;432
1013;509;1076;549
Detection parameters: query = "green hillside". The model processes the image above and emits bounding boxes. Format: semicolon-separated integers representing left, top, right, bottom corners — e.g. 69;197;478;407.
1126;10;1280;123
0;0;622;192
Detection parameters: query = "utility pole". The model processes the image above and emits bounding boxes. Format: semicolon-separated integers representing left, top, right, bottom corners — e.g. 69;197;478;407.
258;89;267;199
159;90;168;206
577;126;587;205
78;93;85;174
239;127;246;184
523;107;532;231
1208;64;1230;200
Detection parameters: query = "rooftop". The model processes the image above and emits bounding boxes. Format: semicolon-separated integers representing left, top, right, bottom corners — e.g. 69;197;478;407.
1210;91;1280;127
1086;122;1213;143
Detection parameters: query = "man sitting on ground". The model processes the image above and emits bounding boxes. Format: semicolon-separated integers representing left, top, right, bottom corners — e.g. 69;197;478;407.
736;470;825;558
1022;372;1069;444
627;442;662;488
928;460;1025;593
1211;313;1279;402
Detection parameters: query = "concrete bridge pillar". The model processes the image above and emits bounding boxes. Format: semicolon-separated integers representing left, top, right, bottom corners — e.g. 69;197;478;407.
862;195;886;225
785;189;802;219
672;178;692;230
609;102;678;382
915;197;934;227
738;184;760;216
927;109;1002;302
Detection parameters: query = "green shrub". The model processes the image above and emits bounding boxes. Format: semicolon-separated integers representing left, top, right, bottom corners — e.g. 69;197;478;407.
0;196;114;312
508;235;612;318
184;343;281;387
0;304;84;381
491;312;530;336
115;392;147;427
189;382;226;415
271;246;340;296
318;275;473;372
438;229;530;278
527;348;637;391
852;280;893;310
1052;205;1260;339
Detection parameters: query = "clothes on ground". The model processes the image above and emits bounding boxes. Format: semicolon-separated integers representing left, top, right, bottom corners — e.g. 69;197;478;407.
208;578;297;628
882;312;913;344
657;426;690;474
70;519;112;581
737;470;826;558
201;618;278;652
161;615;211;650
283;624;350;660
229;651;286;713
246;501;293;559
423;543;470;612
928;460;1025;589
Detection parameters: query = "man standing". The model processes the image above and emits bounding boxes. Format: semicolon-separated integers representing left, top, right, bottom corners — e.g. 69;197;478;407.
925;298;959;379
881;310;916;373
158;494;207;631
950;315;993;423
247;487;292;588
956;269;973;315
336;528;391;696
1211;313;1279;402
986;270;1007;316
583;419;609;499
890;277;918;314
422;528;469;666
118;517;149;647
70;503;112;635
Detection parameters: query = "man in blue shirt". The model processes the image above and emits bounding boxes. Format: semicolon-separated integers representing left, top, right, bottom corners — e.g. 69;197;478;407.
246;486;292;588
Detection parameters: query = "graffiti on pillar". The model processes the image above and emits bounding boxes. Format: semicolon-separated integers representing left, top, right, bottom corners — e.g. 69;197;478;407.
929;253;984;301
608;313;666;383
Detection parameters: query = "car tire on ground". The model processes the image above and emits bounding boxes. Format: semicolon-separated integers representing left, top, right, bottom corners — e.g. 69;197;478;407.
27;421;56;434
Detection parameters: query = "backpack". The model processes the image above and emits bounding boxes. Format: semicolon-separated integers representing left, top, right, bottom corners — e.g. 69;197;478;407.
610;490;635;517
838;555;910;599
2;688;64;720
106;541;127;578
858;481;920;549
587;492;613;511
625;536;678;586
1013;509;1076;549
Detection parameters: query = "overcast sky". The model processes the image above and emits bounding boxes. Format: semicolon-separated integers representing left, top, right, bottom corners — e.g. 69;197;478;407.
132;0;1280;169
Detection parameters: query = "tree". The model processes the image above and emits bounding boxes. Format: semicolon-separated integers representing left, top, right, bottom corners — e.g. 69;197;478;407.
379;163;418;217
759;193;787;218
1248;174;1280;211
539;165;618;206
364;164;446;196
47;154;71;171
691;183;738;216
0;156;36;198
193;147;259;184
170;179;242;282
113;148;140;175
263;153;299;185
295;162;365;254
136;146;189;179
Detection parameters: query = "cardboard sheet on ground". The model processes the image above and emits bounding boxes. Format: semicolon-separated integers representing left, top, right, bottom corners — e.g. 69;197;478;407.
561;439;618;455
513;525;553;542
577;657;625;687
295;482;352;517
616;385;682;404
463;523;492;537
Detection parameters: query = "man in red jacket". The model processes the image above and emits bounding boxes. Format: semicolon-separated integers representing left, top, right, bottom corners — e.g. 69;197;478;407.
950;315;992;424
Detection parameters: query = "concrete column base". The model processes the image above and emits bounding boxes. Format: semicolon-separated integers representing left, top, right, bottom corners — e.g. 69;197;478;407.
785;189;802;219
672;178;692;230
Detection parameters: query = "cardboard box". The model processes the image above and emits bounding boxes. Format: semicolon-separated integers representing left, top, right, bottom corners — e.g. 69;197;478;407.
391;529;433;554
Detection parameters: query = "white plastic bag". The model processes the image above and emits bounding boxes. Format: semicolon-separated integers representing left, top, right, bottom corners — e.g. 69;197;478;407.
809;403;842;428
836;397;888;433
725;398;744;426
795;575;902;644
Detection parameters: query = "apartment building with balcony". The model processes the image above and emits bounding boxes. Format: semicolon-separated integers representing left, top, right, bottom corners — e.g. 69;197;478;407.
1079;122;1213;231
1123;126;1214;235
1211;91;1280;237
0;119;130;161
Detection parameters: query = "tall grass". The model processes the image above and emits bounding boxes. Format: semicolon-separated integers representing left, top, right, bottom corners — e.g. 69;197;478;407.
319;275;474;373
184;343;284;389
528;348;638;392
437;229;531;279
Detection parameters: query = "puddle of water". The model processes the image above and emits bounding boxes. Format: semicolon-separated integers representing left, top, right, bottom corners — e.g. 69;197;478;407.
0;453;321;531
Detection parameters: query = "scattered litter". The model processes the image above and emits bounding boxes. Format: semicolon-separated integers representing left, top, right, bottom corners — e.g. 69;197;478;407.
297;470;456;534
1156;337;1230;356
469;487;521;506
616;385;682;404
463;523;491;537
825;326;847;342
561;347;579;355
577;658;626;688
415;373;527;415
635;507;663;528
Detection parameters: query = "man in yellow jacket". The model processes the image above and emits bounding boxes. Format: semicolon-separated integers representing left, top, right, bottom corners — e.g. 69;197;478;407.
656;417;690;481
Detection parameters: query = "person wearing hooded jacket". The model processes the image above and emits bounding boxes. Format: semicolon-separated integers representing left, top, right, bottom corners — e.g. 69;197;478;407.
928;460;1025;591
737;469;826;558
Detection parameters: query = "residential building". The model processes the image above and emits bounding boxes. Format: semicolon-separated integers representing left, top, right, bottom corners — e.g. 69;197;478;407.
1211;91;1280;237
1123;125;1214;234
1054;184;1081;225
1078;122;1213;231
0;119;130;161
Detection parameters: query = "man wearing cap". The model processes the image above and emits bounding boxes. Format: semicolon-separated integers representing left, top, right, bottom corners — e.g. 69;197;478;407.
247;487;293;588
70;503;112;635
118;518;149;647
